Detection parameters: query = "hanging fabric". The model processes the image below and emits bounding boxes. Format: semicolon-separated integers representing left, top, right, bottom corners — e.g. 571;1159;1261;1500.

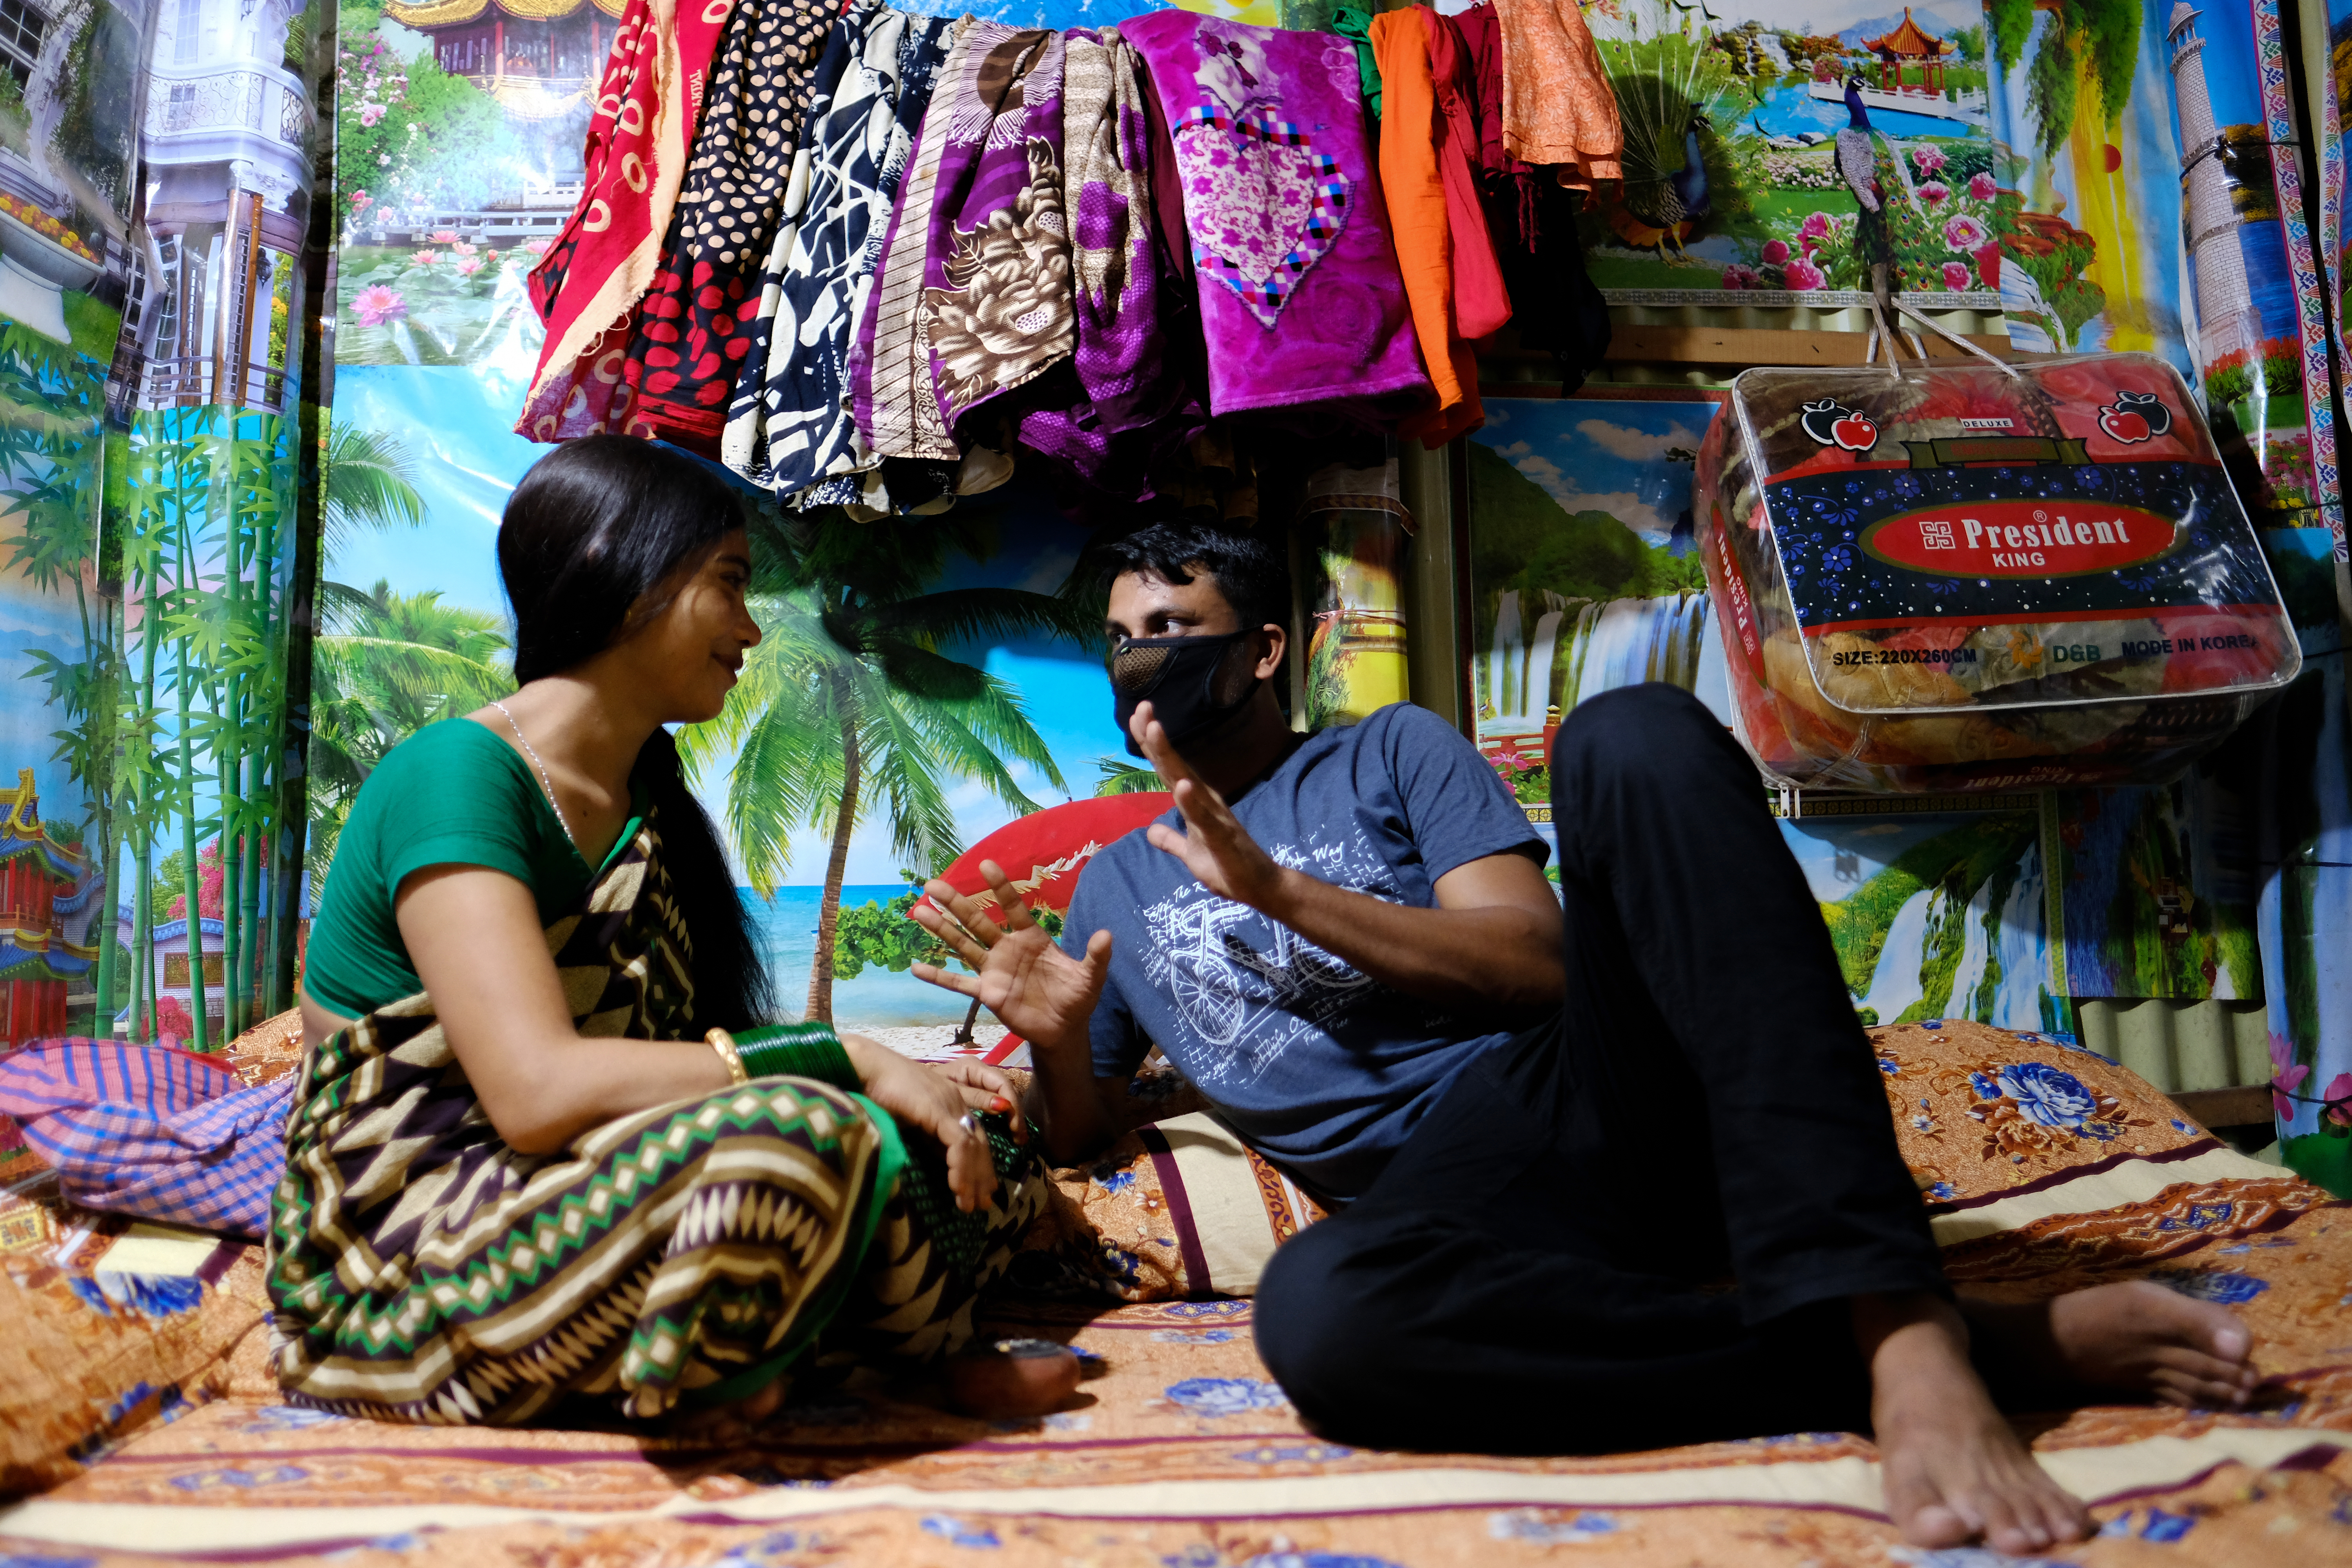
518;0;737;443
1422;7;1510;342
1458;0;1610;392
1374;6;1504;448
1016;25;1204;498
1329;6;1382;122
619;0;845;451
1488;0;1622;194
720;2;960;495
1122;13;1427;421
855;24;1076;465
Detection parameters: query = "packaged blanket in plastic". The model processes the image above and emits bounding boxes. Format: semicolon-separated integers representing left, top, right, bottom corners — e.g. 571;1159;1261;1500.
1693;352;2301;793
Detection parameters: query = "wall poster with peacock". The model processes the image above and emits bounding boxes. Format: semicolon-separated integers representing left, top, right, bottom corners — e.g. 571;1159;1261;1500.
1579;0;2007;316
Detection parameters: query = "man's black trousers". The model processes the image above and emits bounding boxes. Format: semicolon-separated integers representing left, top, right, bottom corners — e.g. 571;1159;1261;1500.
1254;682;1950;1454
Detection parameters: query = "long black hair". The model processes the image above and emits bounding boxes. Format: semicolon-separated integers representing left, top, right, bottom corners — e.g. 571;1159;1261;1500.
499;435;773;1031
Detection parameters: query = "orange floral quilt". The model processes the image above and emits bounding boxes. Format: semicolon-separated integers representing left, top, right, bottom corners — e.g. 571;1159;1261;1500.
2;1021;2350;1566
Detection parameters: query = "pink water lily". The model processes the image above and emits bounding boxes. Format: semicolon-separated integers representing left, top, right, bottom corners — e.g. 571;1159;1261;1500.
453;240;479;257
351;285;407;327
452;254;483;275
412;249;438;265
1968;172;1997;201
2273;1031;2310;1120
2273;1062;2310;1121
2327;1072;2352;1127
522;237;553;255
430;229;461;244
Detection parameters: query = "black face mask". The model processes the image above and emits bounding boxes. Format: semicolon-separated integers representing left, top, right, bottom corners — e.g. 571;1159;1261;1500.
1110;630;1263;758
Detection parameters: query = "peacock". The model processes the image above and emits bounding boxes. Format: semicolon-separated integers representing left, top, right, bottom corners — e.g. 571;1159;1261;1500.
1609;111;1714;260
1834;76;1942;298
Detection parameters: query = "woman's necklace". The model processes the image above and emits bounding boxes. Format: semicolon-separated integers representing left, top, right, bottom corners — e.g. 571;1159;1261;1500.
490;700;579;849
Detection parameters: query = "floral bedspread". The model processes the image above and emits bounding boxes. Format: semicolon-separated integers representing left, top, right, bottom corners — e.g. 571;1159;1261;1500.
4;1021;2352;1566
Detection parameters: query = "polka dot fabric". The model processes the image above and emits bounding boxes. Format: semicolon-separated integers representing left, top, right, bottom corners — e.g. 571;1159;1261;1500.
625;0;843;449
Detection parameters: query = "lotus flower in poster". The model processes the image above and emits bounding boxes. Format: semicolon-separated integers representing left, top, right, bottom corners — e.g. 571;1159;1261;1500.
352;285;407;327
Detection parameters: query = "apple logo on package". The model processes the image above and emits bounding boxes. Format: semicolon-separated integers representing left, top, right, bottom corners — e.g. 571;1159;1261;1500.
2096;390;2171;445
1800;399;1878;453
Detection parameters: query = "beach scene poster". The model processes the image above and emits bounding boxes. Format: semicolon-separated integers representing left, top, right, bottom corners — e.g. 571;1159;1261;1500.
319;364;1127;1042
1465;395;1728;805
1573;0;2005;314
1780;806;2058;1032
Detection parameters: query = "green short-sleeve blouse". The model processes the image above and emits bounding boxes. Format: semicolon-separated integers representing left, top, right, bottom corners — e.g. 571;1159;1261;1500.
304;717;598;1018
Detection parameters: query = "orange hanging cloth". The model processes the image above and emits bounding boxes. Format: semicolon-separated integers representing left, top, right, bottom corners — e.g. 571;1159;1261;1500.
1490;0;1622;194
1424;6;1510;341
1373;8;1483;447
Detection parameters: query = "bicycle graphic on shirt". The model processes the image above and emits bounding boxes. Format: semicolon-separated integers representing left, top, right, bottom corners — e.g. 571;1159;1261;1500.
1161;897;1376;1054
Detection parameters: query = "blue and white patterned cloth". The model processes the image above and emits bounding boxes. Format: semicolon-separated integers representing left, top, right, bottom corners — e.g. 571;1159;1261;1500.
722;1;960;500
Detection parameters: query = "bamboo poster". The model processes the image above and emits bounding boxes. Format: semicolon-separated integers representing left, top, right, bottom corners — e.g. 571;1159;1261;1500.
0;0;323;1054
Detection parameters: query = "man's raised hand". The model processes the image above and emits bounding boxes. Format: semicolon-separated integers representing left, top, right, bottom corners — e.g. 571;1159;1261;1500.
1130;700;1285;909
909;859;1110;1057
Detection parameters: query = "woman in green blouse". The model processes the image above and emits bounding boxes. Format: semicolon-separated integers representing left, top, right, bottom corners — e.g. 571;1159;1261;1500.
272;436;1043;1432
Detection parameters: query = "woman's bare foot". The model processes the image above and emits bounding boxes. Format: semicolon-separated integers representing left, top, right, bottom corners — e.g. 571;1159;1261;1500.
1857;1292;2090;1555
665;1375;786;1445
1963;1281;2262;1410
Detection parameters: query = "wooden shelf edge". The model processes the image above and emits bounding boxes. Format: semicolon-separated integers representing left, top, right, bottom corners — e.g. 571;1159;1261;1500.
1560;325;2034;367
2169;1084;2276;1130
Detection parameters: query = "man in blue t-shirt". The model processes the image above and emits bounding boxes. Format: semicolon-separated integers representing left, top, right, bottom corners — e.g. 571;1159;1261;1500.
910;524;2259;1557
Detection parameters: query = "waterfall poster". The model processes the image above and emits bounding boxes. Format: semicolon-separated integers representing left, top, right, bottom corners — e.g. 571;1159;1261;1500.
1780;804;2058;1031
1466;392;1728;802
1575;0;2004;313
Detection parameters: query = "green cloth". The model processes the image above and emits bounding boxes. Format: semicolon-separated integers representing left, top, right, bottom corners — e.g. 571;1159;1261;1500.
1331;6;1381;120
305;717;639;1018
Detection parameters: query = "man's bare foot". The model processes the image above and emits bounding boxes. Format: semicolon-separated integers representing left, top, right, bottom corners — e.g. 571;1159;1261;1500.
1858;1292;2090;1555
1963;1281;2262;1410
665;1375;786;1445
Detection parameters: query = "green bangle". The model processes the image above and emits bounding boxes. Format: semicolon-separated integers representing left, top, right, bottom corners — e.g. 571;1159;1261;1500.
730;1022;860;1090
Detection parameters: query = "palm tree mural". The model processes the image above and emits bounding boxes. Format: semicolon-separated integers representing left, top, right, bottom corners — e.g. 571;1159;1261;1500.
307;579;512;878
319;422;427;555
1093;758;1163;796
684;510;1094;1022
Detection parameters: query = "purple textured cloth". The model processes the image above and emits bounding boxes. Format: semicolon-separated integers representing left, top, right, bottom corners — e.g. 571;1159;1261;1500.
1016;26;1203;496
854;22;1074;461
0;1038;293;1239
1120;12;1427;419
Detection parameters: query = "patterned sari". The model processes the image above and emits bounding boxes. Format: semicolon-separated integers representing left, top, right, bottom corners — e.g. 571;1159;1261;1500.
267;815;1044;1426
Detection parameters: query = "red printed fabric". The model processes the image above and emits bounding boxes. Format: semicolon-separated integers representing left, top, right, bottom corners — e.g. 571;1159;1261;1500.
623;0;843;450
518;0;736;443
